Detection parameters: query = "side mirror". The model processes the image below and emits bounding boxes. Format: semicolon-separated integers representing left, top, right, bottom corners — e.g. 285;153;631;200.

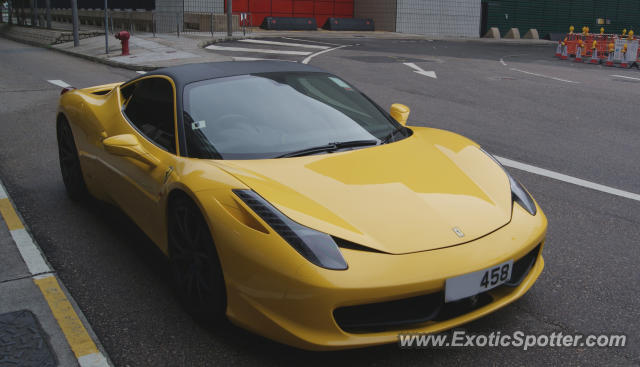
390;103;410;126
103;134;159;167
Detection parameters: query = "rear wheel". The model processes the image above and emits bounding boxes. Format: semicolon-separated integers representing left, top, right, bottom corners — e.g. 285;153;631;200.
168;194;226;323
57;117;87;201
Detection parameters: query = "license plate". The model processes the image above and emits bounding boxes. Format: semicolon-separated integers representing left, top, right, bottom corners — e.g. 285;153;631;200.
445;260;513;303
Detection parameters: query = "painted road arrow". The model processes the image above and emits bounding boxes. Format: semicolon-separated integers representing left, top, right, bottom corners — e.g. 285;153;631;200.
403;62;437;79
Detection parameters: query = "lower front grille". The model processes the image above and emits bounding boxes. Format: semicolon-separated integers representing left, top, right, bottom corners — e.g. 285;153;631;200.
333;244;541;333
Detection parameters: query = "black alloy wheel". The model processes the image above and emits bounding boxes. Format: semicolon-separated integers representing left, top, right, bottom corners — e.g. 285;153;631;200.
168;194;226;323
57;118;88;200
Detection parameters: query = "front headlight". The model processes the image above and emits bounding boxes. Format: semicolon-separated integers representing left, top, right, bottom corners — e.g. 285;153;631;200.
233;189;348;270
480;148;537;216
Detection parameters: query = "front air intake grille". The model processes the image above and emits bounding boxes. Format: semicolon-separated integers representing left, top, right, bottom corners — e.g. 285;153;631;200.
333;244;541;333
333;292;443;333
505;244;541;286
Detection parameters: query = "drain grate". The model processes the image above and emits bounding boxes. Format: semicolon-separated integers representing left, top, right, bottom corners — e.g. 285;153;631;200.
0;310;57;367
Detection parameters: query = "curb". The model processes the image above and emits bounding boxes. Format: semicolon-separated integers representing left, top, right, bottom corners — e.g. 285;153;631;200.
0;179;113;367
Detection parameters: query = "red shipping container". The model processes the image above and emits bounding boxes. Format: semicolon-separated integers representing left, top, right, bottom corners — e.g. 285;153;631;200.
334;1;353;17
314;1;333;15
271;0;293;14
249;0;271;13
226;0;249;12
315;15;330;27
251;12;270;26
293;0;314;14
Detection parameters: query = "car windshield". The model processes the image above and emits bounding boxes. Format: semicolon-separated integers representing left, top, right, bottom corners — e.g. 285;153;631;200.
182;72;407;159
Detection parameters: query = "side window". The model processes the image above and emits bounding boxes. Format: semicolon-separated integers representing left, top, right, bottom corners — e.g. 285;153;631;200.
122;78;176;154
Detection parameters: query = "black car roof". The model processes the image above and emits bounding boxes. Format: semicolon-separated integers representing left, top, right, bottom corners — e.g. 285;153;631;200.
140;61;326;88
124;61;329;159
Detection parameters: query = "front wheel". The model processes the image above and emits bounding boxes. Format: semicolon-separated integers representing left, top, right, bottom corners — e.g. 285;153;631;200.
168;194;227;323
57;118;87;201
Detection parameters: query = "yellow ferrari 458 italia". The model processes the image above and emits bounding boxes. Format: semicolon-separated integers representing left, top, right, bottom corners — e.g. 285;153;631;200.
56;61;547;350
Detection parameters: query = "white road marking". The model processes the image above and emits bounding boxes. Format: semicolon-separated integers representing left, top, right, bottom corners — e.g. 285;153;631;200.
611;74;640;81
0;184;6;199
239;39;329;49
47;79;71;88
510;68;579;84
403;62;437;79
77;352;110;367
232;57;295;62
500;58;507;66
302;45;351;64
206;45;312;55
281;36;342;46
496;156;640;202
10;228;52;275
136;70;147;74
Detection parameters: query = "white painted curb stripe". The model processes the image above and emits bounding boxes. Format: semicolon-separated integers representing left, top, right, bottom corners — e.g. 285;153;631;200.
496;156;640;202
510;68;579;84
302;45;350;64
239;39;329;49
47;79;72;88
0;184;6;199
611;74;640;81
78;352;110;367
10;228;52;275
206;45;312;55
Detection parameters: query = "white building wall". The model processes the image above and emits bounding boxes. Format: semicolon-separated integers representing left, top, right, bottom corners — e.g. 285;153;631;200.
396;0;480;38
184;0;224;13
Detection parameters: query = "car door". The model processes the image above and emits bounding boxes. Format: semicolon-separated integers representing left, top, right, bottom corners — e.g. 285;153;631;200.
99;76;179;246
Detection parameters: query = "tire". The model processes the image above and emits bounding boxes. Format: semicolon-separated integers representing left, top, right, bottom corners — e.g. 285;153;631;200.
57;117;88;201
168;194;227;323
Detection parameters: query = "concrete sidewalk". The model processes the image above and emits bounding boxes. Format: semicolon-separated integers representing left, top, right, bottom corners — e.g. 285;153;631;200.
0;182;110;367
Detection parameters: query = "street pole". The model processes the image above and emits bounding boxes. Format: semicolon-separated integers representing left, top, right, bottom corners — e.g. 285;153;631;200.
45;0;51;29
226;0;232;37
104;0;108;54
30;0;35;26
70;0;79;46
8;0;12;25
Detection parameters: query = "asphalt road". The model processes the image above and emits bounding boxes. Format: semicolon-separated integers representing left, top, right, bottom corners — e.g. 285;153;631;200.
0;35;639;366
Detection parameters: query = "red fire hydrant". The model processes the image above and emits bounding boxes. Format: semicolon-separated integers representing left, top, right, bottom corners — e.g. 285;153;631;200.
115;31;130;56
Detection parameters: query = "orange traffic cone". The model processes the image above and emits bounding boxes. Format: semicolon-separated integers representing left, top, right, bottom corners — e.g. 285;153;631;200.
621;44;629;68
555;41;562;58
605;42;615;66
605;51;615;66
590;49;599;64
561;42;568;60
575;45;583;62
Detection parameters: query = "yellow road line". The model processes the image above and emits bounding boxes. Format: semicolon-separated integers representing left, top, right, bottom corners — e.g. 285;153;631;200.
0;179;109;366
33;274;100;358
0;198;24;230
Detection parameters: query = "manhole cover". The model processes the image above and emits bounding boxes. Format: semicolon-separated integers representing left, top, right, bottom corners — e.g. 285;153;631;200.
0;310;57;367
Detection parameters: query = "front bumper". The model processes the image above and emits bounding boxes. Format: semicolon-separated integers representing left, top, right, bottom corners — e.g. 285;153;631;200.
203;189;547;351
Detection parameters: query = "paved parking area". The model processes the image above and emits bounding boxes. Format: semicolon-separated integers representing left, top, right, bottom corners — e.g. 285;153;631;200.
0;35;638;365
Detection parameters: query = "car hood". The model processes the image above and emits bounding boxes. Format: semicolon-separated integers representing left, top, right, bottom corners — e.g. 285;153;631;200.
211;127;512;254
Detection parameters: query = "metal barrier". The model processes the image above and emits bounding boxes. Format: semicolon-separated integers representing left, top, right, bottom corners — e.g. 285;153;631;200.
558;32;639;68
8;3;252;38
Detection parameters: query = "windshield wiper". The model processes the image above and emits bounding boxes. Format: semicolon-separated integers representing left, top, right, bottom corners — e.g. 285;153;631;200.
276;139;379;158
381;125;405;144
